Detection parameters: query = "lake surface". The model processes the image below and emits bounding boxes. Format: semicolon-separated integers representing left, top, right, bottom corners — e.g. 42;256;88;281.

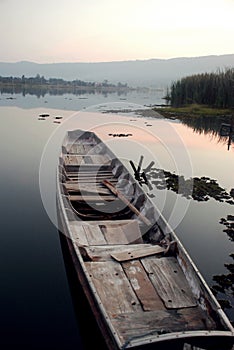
0;90;233;349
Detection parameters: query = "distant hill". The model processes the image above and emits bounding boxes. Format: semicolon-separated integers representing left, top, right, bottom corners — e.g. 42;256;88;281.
0;54;233;88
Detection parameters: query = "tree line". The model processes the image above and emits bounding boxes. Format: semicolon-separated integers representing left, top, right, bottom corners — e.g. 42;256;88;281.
0;74;128;89
167;68;234;108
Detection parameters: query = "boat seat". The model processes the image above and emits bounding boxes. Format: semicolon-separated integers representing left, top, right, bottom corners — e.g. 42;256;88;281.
69;220;143;247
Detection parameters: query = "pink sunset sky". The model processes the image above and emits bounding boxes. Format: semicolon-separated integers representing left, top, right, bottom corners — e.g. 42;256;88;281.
0;0;234;63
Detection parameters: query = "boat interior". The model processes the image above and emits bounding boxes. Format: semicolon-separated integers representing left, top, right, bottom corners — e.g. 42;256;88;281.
57;130;233;349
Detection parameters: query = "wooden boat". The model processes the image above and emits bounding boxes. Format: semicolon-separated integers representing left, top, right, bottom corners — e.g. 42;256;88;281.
57;129;234;350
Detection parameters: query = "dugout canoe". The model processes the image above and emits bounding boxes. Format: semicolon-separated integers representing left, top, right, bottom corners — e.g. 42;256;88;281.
57;129;234;350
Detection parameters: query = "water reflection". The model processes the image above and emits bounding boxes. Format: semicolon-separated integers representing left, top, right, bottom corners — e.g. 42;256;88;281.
212;215;234;314
220;215;234;242
148;168;234;204
0;85;130;98
179;115;234;150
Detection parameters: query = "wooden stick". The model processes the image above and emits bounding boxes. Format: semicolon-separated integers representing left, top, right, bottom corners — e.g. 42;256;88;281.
102;180;151;226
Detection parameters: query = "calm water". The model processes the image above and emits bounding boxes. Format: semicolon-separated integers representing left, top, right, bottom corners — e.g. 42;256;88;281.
0;90;233;349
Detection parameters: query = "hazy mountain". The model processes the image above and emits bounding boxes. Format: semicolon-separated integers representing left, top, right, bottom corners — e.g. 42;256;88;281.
0;54;233;88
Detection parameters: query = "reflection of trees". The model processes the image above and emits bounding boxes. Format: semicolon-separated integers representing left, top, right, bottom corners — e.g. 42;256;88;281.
211;215;234;314
211;253;234;312
220;215;234;242
180;115;234;148
0;85;130;98
0;75;131;98
148;168;234;204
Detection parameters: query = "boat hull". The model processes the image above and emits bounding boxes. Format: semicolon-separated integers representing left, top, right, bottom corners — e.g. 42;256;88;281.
57;129;234;350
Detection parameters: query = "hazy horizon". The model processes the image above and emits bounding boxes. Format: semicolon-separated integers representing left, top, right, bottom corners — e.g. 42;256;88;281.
1;0;234;63
1;53;234;65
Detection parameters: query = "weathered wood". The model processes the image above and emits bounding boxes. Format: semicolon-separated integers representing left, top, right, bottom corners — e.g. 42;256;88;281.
101;224;129;244
85;261;142;315
81;244;153;262
69;222;89;246
121;220;143;244
65;154;110;165
66;174;114;180
69;194;117;201
83;225;107;245
86;155;110;164
71;177;117;182
66;170;113;176
64;155;80;166
103;220;143;245
79;219;138;226
103;180;151;226
178;307;216;330
142;257;197;309
67;144;85;154
111;307;213;345
83;144;95;152
64;183;113;195
122;260;165;311
58;129;234;350
67;179;118;185
111;245;165;262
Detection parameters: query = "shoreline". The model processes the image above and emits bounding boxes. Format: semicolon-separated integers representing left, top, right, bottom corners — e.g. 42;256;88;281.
152;104;234;120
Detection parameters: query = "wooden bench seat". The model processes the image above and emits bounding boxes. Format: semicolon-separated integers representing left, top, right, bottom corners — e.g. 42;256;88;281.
69;220;143;246
68;194;117;202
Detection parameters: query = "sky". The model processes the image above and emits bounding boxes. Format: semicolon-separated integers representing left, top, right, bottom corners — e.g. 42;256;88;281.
0;0;234;63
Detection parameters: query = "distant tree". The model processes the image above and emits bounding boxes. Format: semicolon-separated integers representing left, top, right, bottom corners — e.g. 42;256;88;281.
168;68;234;108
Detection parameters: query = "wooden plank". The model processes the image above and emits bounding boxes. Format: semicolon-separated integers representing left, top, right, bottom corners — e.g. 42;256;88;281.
83;144;94;152
68;194;117;201
68;164;111;169
65;154;110;165
100;224;129;244
83;225;107;245
69;222;89;246
111;245;165;262
178;307;216;330
111;307;212;345
83;155;93;164
69;178;118;184
142;257;197;309
68;144;85;154
99;221;143;245
91;154;110;164
120;220;143;244
66;174;114;180
64;155;80;166
82;244;153;262
85;261;142;315
80;220;143;244
123;260;165;311
83;219;138;226
64;183;113;195
67;171;113;176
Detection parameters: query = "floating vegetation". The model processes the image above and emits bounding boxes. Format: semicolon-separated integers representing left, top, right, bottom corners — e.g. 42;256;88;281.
148;168;234;204
108;133;132;137
39;113;50;117
220;215;234;242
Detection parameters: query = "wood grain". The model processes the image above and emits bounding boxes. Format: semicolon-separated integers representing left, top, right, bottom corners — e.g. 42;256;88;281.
85;261;142;315
142;256;197;309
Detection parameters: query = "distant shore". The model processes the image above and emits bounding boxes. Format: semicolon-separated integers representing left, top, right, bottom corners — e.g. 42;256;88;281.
152;104;234;120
